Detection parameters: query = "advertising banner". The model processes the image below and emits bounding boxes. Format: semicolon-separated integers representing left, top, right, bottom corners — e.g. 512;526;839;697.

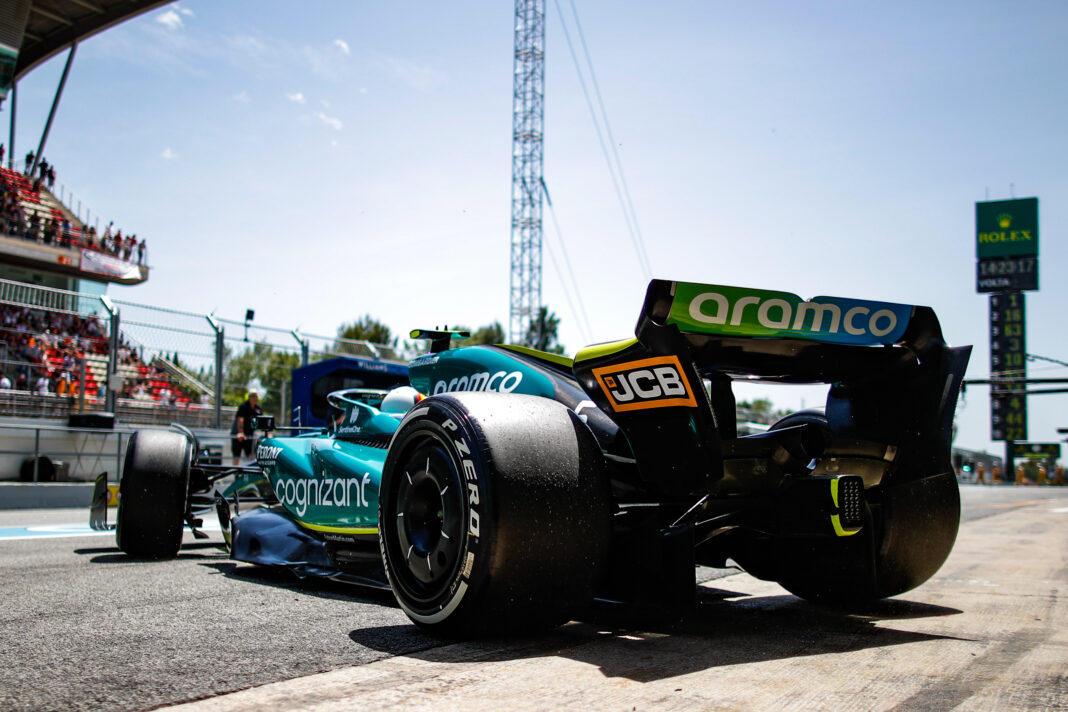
976;198;1038;259
80;250;141;281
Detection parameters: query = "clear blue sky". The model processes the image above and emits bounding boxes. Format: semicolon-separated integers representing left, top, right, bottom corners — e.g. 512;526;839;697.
7;0;1067;456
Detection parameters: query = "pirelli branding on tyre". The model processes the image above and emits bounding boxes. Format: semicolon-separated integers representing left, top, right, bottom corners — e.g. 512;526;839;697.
592;355;698;412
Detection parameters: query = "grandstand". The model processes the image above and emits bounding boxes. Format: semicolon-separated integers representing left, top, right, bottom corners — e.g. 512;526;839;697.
0;165;147;288
0;2;196;482
0;276;405;482
0;3;408;487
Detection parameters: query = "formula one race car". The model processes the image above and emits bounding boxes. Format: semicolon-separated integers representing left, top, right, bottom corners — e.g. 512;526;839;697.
94;279;971;636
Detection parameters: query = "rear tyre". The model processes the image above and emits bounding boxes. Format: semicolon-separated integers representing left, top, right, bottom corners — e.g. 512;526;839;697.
767;410;959;605
116;430;192;559
379;392;612;637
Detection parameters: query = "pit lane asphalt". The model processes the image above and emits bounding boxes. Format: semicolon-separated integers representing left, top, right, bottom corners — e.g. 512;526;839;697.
0;485;1064;712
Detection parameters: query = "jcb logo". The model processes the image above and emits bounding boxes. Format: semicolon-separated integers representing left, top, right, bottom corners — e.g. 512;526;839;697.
592;355;697;412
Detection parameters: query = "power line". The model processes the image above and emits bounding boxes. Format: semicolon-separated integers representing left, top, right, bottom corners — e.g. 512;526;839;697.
542;178;593;344
567;0;652;277
553;0;653;280
1027;353;1068;369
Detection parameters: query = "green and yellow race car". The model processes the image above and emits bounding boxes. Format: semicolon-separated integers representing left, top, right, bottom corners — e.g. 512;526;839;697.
95;278;971;636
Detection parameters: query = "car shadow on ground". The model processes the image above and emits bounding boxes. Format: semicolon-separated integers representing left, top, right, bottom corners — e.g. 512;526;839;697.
75;541;228;563
349;589;964;684
74;539;967;684
199;560;401;607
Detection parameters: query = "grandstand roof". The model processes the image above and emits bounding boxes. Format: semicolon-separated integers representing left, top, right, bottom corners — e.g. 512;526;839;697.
15;0;172;81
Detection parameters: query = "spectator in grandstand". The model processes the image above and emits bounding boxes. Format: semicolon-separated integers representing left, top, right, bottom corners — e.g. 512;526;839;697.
20;339;42;366
24;150;34;173
10;203;24;234
137;238;146;265
0;142;4;165
47;166;56;190
35;371;49;395
56;370;72;396
231;392;262;465
0;374;10;389
15;373;27;391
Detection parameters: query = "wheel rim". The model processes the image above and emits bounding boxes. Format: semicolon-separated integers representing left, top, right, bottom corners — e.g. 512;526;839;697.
388;434;465;602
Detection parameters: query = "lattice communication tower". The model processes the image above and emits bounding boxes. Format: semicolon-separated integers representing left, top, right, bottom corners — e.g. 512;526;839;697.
509;0;545;344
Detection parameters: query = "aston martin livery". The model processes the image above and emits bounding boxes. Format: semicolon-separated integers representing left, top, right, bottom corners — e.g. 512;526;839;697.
94;279;971;636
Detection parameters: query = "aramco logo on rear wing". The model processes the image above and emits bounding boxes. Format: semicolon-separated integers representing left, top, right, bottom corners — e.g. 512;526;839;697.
667;282;912;346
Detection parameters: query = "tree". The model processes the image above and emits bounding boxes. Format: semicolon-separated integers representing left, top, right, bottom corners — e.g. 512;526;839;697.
524;307;564;354
740;397;774;414
167;351;214;387
456;321;505;347
224;341;300;416
335;316;394;354
736;397;791;424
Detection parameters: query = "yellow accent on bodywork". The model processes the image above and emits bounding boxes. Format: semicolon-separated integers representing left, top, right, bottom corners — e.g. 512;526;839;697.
831;514;860;537
575;338;639;363
298;521;379;536
498;344;575;369
829;478;860;536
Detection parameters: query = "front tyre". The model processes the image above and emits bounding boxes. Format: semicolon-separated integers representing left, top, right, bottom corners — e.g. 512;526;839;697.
379;393;612;637
116;430;192;559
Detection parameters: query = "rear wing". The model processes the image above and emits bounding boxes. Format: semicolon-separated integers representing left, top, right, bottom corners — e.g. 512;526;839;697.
638;279;949;383
573;279;971;496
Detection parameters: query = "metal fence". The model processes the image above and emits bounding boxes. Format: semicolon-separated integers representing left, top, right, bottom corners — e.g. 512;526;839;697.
0;278;403;430
0;421;130;483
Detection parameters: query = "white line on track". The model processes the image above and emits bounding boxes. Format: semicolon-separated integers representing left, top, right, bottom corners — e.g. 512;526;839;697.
0;523;221;541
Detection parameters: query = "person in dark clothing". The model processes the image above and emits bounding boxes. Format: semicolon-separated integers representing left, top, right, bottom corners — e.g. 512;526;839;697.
231;392;262;465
